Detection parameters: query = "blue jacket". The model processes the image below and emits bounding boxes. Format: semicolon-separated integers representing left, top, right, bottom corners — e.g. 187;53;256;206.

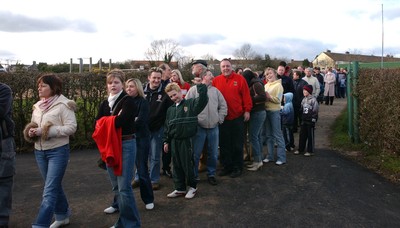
280;92;294;126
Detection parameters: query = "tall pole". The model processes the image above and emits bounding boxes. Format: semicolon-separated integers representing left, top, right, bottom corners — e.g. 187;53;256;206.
381;3;384;69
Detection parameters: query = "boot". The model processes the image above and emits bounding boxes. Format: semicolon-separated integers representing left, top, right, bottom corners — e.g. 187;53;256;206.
247;162;263;171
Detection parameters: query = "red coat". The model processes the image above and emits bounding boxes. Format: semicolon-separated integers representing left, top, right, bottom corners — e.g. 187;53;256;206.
92;116;122;176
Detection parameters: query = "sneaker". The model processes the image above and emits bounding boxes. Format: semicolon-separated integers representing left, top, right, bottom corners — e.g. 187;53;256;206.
230;169;242;178
167;190;186;198
293;151;300;155
104;206;118;214
145;203;154;210
262;158;271;163
304;152;311;157
50;218;70;228
218;168;231;176
275;161;285;166
152;183;160;190
207;176;217;185
185;187;197;199
162;169;172;178
131;180;140;188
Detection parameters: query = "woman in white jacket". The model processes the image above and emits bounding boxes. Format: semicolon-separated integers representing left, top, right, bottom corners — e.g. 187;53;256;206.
24;74;77;228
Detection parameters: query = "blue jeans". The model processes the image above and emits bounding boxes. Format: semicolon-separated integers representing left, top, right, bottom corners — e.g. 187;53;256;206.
265;110;286;163
32;144;71;228
192;126;219;178
107;139;141;228
133;136;154;205
149;127;163;184
249;110;266;162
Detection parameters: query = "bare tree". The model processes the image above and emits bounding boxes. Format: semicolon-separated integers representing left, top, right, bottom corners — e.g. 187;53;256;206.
233;43;257;60
144;39;182;63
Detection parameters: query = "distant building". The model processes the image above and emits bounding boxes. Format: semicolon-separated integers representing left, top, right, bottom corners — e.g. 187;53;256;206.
312;50;400;69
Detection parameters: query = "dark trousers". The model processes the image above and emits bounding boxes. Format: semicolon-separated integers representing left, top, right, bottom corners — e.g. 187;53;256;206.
171;138;196;190
136;137;154;204
324;96;334;105
162;147;171;172
298;124;315;153
293;105;302;132
282;125;295;149
219;117;245;172
0;176;13;226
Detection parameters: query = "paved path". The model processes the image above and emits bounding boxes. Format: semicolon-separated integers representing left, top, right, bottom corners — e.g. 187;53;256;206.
10;98;400;227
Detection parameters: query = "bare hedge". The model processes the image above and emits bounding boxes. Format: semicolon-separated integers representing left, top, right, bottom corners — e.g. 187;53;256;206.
1;71;148;152
357;68;400;156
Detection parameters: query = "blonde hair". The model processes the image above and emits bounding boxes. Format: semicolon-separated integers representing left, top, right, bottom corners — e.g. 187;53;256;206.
164;82;181;93
126;78;145;98
171;69;185;85
106;69;125;84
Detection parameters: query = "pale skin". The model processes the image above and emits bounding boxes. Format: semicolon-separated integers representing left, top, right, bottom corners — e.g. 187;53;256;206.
28;81;52;137
220;60;250;122
264;69;278;101
125;81;138;97
163;89;183;153
148;72;162;90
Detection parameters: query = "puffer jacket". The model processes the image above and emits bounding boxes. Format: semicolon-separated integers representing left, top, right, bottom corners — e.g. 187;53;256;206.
23;95;77;150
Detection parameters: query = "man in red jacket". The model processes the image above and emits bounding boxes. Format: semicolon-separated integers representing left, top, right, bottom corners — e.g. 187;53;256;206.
212;58;252;178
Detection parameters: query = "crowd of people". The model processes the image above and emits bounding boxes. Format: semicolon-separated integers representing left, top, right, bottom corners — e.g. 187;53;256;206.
0;59;348;227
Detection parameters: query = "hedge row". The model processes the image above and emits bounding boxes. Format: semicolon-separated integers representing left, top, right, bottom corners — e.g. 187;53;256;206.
1;71;149;152
357;68;400;156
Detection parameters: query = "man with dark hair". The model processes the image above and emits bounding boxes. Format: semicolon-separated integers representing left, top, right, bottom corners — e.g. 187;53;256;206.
0;82;16;228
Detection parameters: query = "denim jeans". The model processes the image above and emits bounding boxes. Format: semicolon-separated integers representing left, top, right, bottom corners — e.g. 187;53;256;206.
32;144;71;228
192;126;219;178
133;136;154;205
107;139;141;228
249;110;266;162
282;125;295;149
149;127;163;184
265;110;286;163
0;137;16;226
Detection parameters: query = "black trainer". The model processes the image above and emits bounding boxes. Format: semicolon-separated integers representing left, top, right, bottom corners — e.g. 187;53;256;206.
230;169;242;178
208;176;218;185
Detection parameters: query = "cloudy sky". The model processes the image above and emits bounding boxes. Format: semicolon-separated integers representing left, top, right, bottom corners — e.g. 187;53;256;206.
1;0;399;66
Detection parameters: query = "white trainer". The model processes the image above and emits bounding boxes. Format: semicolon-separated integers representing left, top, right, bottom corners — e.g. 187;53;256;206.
104;206;118;214
50;218;70;228
262;158;271;163
167;190;186;198
145;203;154;210
185;187;197;199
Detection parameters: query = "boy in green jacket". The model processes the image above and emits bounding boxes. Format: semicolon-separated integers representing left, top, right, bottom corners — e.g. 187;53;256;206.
163;83;208;199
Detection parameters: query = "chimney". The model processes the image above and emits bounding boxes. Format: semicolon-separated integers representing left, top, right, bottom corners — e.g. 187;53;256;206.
326;49;331;53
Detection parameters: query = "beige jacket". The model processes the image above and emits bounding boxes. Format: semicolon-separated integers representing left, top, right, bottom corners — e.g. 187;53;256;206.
24;95;77;150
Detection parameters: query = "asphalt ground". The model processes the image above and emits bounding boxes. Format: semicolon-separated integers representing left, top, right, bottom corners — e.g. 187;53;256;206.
9;98;400;228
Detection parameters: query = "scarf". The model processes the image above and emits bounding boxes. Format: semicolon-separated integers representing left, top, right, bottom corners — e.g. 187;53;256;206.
38;95;59;112
108;90;122;111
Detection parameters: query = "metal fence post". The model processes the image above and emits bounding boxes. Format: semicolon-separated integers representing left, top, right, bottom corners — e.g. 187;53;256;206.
352;61;360;143
347;62;354;141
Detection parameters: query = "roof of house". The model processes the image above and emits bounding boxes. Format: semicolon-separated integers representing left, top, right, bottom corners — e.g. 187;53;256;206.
318;51;400;63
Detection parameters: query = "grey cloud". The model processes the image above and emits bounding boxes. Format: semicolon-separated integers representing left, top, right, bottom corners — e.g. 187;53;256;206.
178;33;226;46
251;38;331;61
0;11;96;33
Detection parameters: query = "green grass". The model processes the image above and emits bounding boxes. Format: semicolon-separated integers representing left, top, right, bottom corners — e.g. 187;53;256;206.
331;109;400;184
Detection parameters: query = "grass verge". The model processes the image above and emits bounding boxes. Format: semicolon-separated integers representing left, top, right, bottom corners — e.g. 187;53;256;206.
331;108;400;184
